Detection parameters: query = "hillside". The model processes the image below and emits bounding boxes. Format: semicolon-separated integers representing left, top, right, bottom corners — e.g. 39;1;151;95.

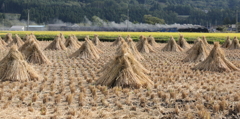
0;0;239;26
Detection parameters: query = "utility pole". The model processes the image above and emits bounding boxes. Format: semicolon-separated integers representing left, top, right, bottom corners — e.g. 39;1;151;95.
27;0;30;31
236;10;238;33
127;0;129;31
2;3;5;31
27;10;29;31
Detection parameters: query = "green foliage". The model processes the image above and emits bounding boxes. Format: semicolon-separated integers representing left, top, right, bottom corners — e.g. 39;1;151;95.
143;15;165;24
0;0;239;25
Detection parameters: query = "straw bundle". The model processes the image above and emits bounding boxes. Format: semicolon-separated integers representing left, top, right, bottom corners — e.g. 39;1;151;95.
194;37;202;44
147;35;158;47
0;38;5;49
60;33;66;43
186;37;203;54
7;34;24;47
0;36;7;46
193;42;239;72
70;37;102;59
21;42;52;65
23;34;30;42
111;36;125;47
125;35;133;42
115;41;130;55
65;35;80;49
4;33;13;44
29;33;40;44
202;36;211;50
182;40;209;62
96;45;153;88
136;37;155;53
45;35;67;50
91;34;103;46
162;36;183;52
0;45;40;81
19;38;35;51
136;35;145;46
228;37;240;50
127;39;144;60
30;33;37;39
177;35;190;49
221;36;232;48
68;34;81;45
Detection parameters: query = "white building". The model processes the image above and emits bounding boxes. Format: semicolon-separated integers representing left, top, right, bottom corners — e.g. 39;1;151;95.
9;26;25;31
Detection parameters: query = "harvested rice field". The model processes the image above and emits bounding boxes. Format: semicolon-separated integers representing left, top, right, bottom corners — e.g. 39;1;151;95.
0;34;240;119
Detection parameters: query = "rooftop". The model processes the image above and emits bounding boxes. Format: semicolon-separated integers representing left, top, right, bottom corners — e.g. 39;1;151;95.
28;25;45;28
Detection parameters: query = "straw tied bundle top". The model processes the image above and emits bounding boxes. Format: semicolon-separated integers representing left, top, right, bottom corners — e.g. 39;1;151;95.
136;36;155;53
177;35;190;49
183;40;209;62
45;35;67;50
20;41;52;65
193;42;239;72
91;34;103;47
228;37;240;50
70;37;103;59
96;43;153;89
0;45;40;81
65;35;80;49
221;36;232;48
7;34;24;48
162;36;183;52
111;36;125;47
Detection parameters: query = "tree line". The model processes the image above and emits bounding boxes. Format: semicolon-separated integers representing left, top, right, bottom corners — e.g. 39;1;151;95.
0;0;239;26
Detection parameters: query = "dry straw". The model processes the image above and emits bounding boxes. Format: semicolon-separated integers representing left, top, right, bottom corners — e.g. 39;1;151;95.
0;36;7;46
23;34;30;42
186;37;203;54
193;42;239;72
125;35;133;42
19;38;35;51
182;40;209;62
0;37;6;49
8;34;24;47
71;34;81;45
221;36;232;48
177;34;190;49
65;35;80;49
91;34;103;46
127;39;144;60
45;35;67;50
202;36;211;50
96;44;153;88
228;37;240;50
194;37;202;44
20;42;52;65
147;35;158;47
0;45;40;81
162;36;183;52
4;33;13;44
70;36;103;59
136;37;155;53
29;33;40;44
111;36;125;47
60;33;66;43
136;35;145;46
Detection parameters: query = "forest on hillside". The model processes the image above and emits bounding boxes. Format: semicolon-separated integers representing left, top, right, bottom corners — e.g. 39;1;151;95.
0;0;239;26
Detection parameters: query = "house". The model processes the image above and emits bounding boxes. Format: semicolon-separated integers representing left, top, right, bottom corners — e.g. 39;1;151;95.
48;24;67;31
28;25;46;31
9;26;25;31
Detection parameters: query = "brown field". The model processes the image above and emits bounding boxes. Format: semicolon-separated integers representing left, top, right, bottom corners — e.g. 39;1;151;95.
0;41;240;119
